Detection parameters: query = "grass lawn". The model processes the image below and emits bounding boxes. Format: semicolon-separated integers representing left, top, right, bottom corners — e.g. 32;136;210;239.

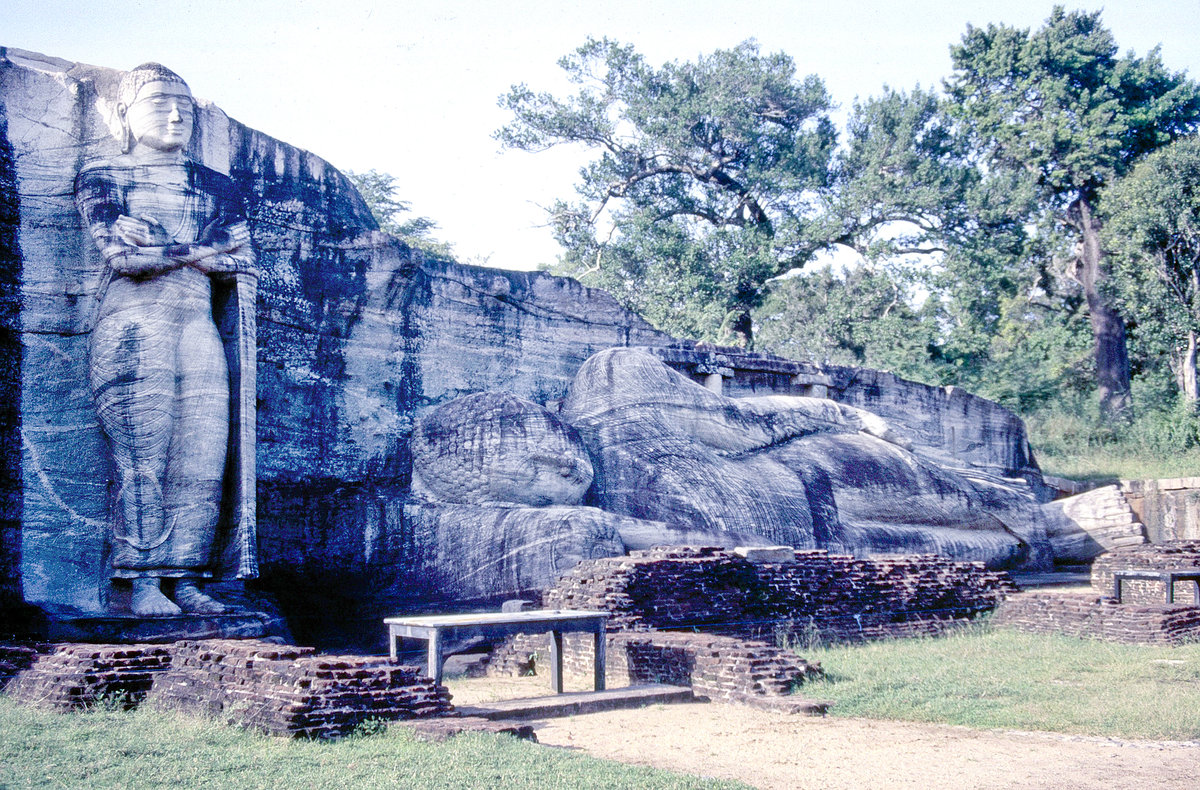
807;625;1200;740
0;698;746;790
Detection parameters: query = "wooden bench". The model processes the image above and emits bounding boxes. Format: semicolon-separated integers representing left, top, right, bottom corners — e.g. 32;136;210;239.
1112;569;1200;604
384;609;608;692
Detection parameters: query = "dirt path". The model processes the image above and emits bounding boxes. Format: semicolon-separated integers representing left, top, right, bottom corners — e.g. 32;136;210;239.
448;678;1200;789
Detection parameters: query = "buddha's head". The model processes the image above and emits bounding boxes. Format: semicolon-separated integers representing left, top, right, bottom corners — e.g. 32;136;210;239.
411;392;594;507
116;63;194;154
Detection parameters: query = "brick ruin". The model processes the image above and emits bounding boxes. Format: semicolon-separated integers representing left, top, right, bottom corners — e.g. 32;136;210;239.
541;546;1014;640
2;639;452;738
490;545;1015;704
995;541;1200;645
146;639;452;738
4;643;172;710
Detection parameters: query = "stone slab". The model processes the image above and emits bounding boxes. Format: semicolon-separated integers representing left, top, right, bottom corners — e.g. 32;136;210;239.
454;684;695;720
45;611;288;644
732;695;834;716
733;546;797;563
396;716;538;742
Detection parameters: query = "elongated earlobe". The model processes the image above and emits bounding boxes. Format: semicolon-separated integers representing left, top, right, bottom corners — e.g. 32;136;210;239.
116;103;132;153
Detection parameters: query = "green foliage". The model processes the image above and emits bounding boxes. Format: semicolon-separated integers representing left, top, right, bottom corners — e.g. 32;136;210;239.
498;38;837;345
345;168;455;258
946;6;1200;198
1103;136;1200;403
0;699;744;790
809;626;1200;739
1026;393;1200;480
944;6;1200;414
755;263;941;381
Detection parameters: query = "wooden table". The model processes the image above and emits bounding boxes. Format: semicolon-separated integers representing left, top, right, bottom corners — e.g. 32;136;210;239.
1112;569;1200;604
384;609;609;692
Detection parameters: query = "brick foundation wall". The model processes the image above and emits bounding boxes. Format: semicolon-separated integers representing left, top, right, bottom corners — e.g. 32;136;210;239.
490;546;1011;702
543;546;1014;641
144;639;453;738
3;639;454;738
490;630;822;704
993;591;1200;645
1091;542;1200;604
4;643;171;709
0;643;38;691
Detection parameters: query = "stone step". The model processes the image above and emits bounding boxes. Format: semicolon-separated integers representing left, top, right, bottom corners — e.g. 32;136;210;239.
454;683;695;720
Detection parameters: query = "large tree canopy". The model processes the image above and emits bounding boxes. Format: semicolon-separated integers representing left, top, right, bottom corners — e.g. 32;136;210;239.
1104;136;1200;404
945;5;1200;416
497;38;837;345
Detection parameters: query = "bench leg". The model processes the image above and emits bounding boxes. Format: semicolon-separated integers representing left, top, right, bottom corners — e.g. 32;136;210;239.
1114;577;1123;603
427;630;444;687
549;630;564;694
593;627;606;692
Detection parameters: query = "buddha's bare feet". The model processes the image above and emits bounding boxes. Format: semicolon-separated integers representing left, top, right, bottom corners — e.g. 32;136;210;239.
174;580;229;614
131;577;182;617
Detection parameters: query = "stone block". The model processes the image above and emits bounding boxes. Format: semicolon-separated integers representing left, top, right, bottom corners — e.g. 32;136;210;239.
734;546;797;564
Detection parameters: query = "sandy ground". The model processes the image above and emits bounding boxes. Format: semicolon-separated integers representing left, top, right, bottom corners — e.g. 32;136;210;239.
446;677;1200;790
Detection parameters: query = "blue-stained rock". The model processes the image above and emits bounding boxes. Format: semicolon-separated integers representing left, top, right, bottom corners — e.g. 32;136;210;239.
1;49;1055;648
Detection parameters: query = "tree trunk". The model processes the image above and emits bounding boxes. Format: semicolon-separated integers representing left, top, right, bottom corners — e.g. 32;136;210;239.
1070;195;1131;418
1184;329;1199;404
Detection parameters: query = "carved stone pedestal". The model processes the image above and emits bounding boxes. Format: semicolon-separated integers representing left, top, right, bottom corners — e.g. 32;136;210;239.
45;611;289;645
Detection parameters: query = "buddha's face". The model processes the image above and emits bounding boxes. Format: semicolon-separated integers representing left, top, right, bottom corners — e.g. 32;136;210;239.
125;80;194;152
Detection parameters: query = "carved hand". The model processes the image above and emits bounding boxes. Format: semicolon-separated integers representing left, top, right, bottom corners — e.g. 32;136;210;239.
115;214;173;247
198;219;251;254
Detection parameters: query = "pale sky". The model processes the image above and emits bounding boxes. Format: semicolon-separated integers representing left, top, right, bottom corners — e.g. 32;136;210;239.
7;0;1200;271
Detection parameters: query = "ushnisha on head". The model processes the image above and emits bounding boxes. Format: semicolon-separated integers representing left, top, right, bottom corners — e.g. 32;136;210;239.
116;63;194;154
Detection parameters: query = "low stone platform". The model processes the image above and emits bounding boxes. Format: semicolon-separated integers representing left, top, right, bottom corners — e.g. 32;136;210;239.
46;610;289;645
145;639;453;738
992;591;1200;645
455;684;695;721
4;643;172;709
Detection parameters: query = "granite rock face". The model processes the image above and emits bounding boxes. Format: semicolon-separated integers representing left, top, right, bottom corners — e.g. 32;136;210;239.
2;48;1069;646
561;348;1052;569
411;392;593;507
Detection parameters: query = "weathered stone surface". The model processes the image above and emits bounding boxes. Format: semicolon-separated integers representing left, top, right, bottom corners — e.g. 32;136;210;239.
1122;478;1200;543
562;348;1053;569
1044;485;1147;563
734;546;797;563
2;48;1077;647
411;392;593;506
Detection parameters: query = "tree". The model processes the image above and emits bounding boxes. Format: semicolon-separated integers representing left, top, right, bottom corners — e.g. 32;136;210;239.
945;6;1200;417
497;38;837;346
755;263;942;380
1104;136;1200;404
345;169;453;258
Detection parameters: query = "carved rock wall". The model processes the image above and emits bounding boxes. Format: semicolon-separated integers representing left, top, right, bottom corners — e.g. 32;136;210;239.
2;48;1049;645
1122;478;1200;543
